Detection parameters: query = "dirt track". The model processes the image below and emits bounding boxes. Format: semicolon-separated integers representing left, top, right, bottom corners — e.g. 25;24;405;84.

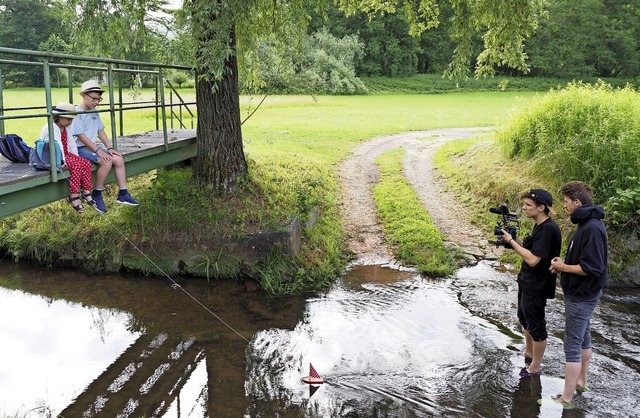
338;127;499;267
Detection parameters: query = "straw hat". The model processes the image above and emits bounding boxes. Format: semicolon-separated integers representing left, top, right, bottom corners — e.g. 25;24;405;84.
52;102;77;119
80;79;105;94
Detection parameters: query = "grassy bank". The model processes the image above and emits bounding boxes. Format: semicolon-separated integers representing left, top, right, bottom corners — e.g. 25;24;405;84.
433;82;640;273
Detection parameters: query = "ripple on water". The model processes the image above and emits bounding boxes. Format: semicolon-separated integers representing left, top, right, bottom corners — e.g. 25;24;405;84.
246;265;517;417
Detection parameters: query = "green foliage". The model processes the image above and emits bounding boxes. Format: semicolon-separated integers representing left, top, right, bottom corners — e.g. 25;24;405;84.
445;0;547;78
0;0;70;86
3;0;638;90
362;74;638;94
605;181;640;233
292;29;368;95
168;70;194;88
526;0;640;78
68;0;169;61
498;81;640;215
496;80;640;235
308;6;431;77
243;29;368;95
372;148;457;275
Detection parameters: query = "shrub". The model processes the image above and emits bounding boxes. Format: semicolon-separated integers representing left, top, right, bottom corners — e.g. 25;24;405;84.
498;81;640;228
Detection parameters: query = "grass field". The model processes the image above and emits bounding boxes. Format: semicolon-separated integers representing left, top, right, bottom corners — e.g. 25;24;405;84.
239;92;536;164
2;88;535;151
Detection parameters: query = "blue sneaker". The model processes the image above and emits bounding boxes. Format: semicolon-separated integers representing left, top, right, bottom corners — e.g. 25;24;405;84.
116;192;140;206
91;192;107;213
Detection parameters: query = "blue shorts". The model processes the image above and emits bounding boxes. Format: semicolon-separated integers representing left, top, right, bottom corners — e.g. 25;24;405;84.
563;292;601;362
77;145;108;163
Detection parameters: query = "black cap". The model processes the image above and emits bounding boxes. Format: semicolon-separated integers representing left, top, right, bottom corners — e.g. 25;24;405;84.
523;189;556;215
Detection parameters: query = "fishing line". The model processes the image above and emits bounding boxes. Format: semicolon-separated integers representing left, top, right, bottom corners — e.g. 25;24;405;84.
100;211;251;344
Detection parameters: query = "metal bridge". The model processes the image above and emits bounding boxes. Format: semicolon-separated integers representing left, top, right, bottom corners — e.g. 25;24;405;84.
0;47;197;218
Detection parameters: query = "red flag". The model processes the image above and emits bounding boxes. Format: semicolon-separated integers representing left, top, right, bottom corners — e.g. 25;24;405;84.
310;363;320;379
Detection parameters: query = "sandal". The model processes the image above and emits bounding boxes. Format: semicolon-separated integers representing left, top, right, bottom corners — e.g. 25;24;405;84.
576;384;590;393
82;192;99;209
552;394;575;410
67;195;85;213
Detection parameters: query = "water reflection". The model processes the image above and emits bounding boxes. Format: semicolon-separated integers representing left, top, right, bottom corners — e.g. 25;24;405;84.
0;288;138;416
0;261;638;417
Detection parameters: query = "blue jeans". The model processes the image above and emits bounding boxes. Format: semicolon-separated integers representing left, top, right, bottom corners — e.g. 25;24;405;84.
564;292;601;362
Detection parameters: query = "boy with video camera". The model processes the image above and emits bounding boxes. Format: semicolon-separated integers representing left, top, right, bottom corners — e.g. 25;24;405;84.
500;189;561;378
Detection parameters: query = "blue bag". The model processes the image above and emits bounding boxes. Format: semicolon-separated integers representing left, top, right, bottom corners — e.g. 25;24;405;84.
29;138;64;172
0;134;31;163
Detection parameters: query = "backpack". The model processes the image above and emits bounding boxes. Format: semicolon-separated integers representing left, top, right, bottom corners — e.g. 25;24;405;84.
0;134;31;163
29;138;64;172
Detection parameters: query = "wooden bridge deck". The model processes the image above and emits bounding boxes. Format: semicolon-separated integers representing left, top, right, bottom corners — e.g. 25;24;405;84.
0;129;197;218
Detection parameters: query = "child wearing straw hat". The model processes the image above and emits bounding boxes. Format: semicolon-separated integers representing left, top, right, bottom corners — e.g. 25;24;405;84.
71;79;139;213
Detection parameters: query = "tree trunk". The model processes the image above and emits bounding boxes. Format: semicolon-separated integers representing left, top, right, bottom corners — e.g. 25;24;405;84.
194;27;248;194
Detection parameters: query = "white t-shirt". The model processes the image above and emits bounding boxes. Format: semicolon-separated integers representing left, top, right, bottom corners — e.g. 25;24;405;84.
71;105;105;149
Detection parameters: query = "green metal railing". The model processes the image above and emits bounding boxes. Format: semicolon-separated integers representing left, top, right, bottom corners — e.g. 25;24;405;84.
0;46;196;182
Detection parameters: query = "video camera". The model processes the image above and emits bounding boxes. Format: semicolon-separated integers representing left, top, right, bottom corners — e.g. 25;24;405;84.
488;201;520;248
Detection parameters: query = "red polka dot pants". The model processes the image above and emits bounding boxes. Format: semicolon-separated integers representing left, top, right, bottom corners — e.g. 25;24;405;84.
62;129;93;194
64;153;93;193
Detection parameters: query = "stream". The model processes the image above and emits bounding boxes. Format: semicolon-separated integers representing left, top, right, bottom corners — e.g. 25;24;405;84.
0;260;638;417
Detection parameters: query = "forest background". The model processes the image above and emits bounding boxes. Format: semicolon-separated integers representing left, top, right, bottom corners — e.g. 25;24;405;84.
1;0;639;294
1;0;638;92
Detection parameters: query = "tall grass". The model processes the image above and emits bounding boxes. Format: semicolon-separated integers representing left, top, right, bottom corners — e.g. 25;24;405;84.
498;81;640;228
363;73;638;94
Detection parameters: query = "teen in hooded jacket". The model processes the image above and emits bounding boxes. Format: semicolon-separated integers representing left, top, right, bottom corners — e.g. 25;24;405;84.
549;181;608;409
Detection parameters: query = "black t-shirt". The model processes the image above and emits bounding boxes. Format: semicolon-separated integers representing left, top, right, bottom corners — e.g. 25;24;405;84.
517;218;562;298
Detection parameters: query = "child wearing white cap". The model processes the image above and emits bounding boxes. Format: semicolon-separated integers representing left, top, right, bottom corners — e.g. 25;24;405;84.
40;103;97;213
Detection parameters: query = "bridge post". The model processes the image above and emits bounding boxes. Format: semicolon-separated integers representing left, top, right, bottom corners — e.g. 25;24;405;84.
43;59;60;182
0;67;4;136
107;64;118;149
158;69;169;150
